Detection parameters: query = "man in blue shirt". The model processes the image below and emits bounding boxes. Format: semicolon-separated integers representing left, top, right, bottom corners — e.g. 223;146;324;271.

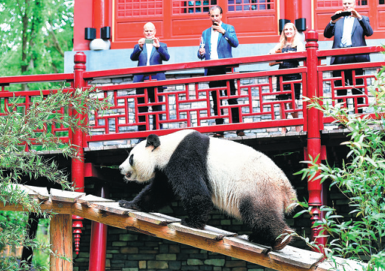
198;6;244;137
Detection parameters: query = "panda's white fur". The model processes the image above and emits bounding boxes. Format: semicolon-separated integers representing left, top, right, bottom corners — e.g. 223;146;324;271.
207;137;295;219
119;129;297;250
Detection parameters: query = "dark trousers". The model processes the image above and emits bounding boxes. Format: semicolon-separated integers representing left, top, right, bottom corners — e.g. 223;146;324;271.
207;67;240;125
332;56;365;113
137;86;163;131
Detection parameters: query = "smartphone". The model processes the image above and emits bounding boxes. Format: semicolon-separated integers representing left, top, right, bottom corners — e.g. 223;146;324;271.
145;38;153;44
331;11;351;21
212;21;218;26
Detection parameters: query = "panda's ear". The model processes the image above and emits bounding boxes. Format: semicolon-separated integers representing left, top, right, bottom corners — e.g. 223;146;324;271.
145;134;161;151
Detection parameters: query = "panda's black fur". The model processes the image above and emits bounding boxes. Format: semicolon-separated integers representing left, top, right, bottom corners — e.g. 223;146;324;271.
119;130;297;250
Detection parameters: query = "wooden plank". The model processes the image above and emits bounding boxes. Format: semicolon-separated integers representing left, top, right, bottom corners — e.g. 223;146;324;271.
223;236;270;254
77;195;115;207
317;257;367;271
129;212;180;225
2;184;38;198
25;185;50;201
50;214;72;271
50;188;85;203
204;225;237;238
168;222;236;241
91;202;133;215
268;245;324;269
150;213;181;222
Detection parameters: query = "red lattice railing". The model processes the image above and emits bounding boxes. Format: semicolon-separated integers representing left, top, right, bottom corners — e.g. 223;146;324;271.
86;66;307;142
0;84;74;151
0;36;383;147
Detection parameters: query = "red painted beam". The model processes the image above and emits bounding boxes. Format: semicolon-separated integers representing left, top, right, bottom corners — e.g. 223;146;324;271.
316;46;384;58
85;119;305;142
82;52;308;80
0;73;74;85
94;67;307;91
84;163;102;179
317;61;385;72
89;186;108;271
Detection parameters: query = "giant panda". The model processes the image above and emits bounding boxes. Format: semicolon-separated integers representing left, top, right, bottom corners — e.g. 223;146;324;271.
119;129;297;250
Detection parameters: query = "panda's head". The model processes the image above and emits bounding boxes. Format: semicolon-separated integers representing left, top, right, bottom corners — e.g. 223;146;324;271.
119;134;161;183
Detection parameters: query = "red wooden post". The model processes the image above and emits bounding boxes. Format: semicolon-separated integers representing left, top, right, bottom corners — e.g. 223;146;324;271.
93;0;109;38
89;186;109;271
72;52;87;255
305;31;327;252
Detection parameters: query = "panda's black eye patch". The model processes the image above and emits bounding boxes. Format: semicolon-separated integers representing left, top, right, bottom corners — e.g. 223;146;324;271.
129;154;134;166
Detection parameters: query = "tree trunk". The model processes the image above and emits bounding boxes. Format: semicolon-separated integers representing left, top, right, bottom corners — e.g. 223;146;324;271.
20;0;30;91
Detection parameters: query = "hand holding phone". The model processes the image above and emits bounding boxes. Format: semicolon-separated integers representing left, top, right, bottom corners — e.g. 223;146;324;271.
331;11;351;21
145;38;153;44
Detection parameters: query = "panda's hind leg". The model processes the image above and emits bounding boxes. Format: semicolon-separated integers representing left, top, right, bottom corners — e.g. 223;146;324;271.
239;196;292;250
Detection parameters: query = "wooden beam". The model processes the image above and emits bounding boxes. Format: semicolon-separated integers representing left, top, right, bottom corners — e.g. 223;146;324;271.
0;199;366;271
0;200;72;214
69;203;316;271
50;214;73;271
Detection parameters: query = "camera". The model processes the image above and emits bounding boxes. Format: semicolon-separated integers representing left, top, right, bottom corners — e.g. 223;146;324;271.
331;11;352;21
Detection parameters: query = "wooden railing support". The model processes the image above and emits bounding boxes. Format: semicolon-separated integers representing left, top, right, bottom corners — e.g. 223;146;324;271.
72;52;87;255
50;214;73;271
305;30;327;252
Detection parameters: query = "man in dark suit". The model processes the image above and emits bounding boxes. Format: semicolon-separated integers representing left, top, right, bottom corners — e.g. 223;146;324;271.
198;6;244;137
131;22;170;131
324;0;373;113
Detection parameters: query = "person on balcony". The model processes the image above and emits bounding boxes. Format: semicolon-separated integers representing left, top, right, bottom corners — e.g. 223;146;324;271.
197;5;244;138
324;0;373;114
269;22;305;134
131;22;170;132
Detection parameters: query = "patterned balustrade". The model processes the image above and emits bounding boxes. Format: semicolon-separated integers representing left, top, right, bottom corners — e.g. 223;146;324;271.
0;40;383;149
316;47;385;128
0;85;74;151
86;66;308;144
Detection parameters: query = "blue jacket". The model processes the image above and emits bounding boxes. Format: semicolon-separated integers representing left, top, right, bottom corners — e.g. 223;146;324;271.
324;15;373;64
130;42;170;82
197;23;239;75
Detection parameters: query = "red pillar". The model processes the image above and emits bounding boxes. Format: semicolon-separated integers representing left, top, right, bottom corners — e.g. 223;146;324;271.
305;31;327;252
93;0;110;38
74;0;93;51
72;52;87;255
285;0;300;22
89;186;109;271
298;0;312;30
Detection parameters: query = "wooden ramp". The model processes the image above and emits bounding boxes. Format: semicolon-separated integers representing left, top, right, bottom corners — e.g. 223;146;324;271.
1;185;367;271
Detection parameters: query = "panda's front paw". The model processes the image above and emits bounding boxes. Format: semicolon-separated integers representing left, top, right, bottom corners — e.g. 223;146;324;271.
181;218;205;230
118;200;140;210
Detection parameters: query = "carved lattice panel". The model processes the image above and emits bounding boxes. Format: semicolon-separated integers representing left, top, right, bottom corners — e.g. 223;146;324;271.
117;0;163;18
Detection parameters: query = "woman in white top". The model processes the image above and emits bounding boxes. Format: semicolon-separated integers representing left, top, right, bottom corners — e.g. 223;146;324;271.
270;22;305;133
